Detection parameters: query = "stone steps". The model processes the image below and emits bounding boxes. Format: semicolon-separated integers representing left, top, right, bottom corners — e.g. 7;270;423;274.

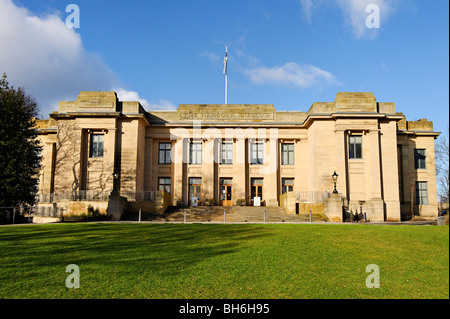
138;206;325;223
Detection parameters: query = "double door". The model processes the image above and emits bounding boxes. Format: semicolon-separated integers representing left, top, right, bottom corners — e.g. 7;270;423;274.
220;178;233;207
251;178;263;206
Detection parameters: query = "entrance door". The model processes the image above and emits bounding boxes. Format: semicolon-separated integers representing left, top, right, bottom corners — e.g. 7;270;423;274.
189;177;202;206
251;178;263;206
220;178;233;206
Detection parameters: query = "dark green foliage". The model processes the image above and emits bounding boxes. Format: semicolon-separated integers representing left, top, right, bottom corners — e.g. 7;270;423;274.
0;73;42;207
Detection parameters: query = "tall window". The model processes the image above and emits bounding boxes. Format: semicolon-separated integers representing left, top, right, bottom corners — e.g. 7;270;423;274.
190;142;202;164
158;177;171;194
159;143;172;164
349;135;362;159
282;178;294;194
250;142;264;165
221;143;233;165
416;182;428;205
281;143;294;165
414;149;426;169
89;134;104;158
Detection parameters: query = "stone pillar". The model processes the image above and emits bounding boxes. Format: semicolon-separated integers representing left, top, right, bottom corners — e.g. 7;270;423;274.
335;128;347;198
107;191;127;221
172;137;185;206
379;121;401;221
202;138;215;202
325;193;343;222
368;129;382;199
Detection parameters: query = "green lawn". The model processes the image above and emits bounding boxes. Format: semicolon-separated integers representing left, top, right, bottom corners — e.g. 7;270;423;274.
0;223;448;299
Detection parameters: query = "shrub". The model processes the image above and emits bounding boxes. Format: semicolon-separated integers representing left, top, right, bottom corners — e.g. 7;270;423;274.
67;205;108;221
237;198;246;206
204;199;215;206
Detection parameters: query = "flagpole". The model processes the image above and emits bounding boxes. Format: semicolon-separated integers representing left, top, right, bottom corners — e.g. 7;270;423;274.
224;44;228;105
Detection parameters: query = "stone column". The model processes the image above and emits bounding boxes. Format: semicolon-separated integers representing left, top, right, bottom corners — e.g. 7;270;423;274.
335;128;347;197
172;137;185;206
368;129;382;199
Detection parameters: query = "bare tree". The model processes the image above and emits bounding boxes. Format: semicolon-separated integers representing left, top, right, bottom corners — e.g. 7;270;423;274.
436;125;449;206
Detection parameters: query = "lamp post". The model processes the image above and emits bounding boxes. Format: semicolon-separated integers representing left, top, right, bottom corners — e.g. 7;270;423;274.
332;171;339;194
112;172;119;192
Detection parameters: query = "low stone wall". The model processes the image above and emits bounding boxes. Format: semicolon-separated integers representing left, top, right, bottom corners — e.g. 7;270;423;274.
280;192;324;215
36;201;108;217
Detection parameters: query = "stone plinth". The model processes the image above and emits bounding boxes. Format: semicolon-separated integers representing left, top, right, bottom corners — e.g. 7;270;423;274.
107;192;128;221
325;193;343;222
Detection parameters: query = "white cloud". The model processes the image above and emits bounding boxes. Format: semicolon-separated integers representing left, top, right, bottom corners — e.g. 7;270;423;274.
336;0;393;39
115;88;176;111
148;99;177;111
199;50;221;64
115;88;151;108
299;0;395;39
243;62;338;88
0;0;118;116
299;0;315;23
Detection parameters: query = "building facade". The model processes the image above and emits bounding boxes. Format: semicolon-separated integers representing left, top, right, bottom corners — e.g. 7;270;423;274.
35;91;440;221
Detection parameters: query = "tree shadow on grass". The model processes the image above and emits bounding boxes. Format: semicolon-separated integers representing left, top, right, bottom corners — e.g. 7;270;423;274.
0;223;274;279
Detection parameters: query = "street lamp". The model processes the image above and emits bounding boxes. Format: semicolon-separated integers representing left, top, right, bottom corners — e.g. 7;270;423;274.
113;172;119;192
332;171;339;193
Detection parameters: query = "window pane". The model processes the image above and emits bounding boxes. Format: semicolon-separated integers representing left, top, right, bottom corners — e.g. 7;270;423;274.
416;182;428;205
349;145;355;159
288;151;294;165
355;143;362;159
414;149;426;169
349;136;362;159
90;143;98;157
252;179;263;185
97;142;104;157
90;134;104;158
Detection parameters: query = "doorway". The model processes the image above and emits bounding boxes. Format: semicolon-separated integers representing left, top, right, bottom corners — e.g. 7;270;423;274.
251;178;263;206
189;177;202;206
220;178;233;206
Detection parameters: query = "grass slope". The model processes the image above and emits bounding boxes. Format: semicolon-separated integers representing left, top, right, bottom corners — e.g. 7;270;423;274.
0;223;448;299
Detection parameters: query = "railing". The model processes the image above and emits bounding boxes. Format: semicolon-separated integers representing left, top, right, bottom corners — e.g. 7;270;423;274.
34;206;64;218
37;190;156;203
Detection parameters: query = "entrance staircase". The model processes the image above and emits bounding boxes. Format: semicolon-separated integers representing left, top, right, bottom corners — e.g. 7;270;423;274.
130;205;326;223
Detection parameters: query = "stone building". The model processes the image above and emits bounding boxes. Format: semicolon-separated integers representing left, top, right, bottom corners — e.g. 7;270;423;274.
35;91;440;221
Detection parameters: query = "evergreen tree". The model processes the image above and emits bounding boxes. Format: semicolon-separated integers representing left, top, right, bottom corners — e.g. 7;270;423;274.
0;73;42;207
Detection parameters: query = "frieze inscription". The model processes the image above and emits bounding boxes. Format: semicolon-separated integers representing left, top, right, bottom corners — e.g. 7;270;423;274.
179;112;274;120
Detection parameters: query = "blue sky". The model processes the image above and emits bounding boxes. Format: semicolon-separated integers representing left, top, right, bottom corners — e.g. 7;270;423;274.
0;0;448;133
